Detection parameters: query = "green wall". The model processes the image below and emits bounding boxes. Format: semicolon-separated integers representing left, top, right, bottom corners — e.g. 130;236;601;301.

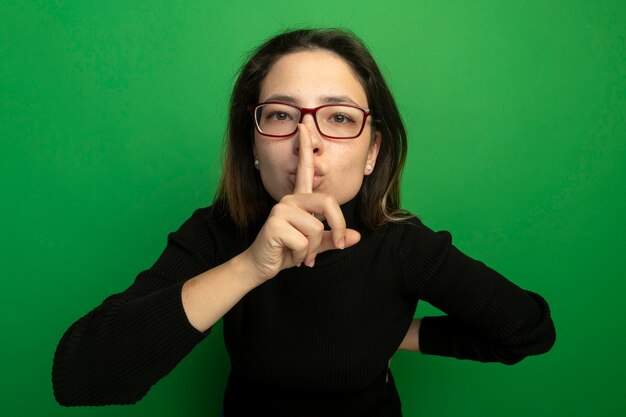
2;1;625;416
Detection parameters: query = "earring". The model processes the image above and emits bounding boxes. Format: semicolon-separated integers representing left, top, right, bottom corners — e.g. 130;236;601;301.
254;159;259;169
366;163;373;172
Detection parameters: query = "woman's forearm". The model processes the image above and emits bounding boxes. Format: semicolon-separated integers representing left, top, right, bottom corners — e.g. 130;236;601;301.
181;251;261;333
398;318;421;352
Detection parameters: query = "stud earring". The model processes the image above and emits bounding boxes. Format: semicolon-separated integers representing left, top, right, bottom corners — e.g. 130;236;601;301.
254;159;259;169
366;163;373;172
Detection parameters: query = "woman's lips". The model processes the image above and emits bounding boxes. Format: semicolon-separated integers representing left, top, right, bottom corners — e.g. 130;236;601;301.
289;173;324;190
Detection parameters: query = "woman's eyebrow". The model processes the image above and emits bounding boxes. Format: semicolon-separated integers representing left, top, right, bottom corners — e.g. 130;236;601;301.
261;94;363;107
263;94;298;104
320;95;360;106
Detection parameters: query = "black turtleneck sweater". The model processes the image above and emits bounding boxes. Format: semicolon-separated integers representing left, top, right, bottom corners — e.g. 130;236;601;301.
52;197;556;416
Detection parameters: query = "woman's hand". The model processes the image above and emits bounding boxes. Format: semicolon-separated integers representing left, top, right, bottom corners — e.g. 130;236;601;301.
242;124;361;285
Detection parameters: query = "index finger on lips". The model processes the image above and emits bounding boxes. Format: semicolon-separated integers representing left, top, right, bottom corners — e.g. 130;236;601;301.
294;124;314;194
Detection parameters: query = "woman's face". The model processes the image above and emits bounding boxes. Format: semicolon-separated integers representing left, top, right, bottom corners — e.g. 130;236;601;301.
253;49;380;205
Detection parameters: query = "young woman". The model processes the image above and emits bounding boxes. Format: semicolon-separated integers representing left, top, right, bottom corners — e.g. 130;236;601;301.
53;28;556;416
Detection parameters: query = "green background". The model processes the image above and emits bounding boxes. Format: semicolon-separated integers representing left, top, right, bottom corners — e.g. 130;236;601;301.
2;0;625;415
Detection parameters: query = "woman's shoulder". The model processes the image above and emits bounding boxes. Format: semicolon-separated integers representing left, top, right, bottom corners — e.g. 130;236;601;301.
378;211;426;234
168;202;239;245
165;203;243;263
380;211;453;261
179;200;235;225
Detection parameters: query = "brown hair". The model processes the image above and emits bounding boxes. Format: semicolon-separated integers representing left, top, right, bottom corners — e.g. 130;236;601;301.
214;28;410;233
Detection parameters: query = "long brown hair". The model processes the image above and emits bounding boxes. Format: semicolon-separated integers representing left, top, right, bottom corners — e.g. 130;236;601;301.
215;28;410;233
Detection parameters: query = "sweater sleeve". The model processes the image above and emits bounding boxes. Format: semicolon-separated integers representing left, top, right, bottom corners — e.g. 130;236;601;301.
52;207;216;406
398;218;556;364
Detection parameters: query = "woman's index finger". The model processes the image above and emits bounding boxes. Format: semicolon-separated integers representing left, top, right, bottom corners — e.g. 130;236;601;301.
294;124;314;194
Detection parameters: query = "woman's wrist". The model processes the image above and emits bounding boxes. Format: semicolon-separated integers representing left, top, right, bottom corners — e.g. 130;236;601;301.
181;254;263;333
233;249;271;290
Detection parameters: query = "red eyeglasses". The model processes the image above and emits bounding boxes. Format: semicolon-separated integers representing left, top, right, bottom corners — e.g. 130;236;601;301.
248;101;371;139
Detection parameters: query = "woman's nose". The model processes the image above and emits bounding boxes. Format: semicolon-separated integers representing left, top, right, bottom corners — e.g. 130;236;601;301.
293;117;322;155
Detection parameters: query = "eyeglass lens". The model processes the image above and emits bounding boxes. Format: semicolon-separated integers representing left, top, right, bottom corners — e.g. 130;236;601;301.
254;103;364;138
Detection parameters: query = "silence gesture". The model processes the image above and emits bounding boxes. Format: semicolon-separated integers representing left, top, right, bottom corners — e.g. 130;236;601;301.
243;123;361;284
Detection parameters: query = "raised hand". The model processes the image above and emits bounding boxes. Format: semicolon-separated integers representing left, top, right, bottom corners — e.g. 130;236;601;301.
242;124;361;285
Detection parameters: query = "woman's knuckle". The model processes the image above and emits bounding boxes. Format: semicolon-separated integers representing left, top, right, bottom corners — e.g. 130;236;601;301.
313;221;324;234
294;239;309;252
265;216;281;229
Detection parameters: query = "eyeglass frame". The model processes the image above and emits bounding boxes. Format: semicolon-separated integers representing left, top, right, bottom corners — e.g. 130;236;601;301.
247;101;372;139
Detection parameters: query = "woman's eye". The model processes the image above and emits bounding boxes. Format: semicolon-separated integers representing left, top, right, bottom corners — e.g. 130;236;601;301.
331;113;355;124
267;111;290;121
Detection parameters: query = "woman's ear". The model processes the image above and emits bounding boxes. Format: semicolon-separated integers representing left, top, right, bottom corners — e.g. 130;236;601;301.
364;131;381;175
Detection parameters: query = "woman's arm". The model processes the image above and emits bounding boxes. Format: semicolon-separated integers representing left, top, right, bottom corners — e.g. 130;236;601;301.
181;252;262;332
398;219;556;364
52;207;351;406
53;126;363;406
52;208;225;406
397;318;421;352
